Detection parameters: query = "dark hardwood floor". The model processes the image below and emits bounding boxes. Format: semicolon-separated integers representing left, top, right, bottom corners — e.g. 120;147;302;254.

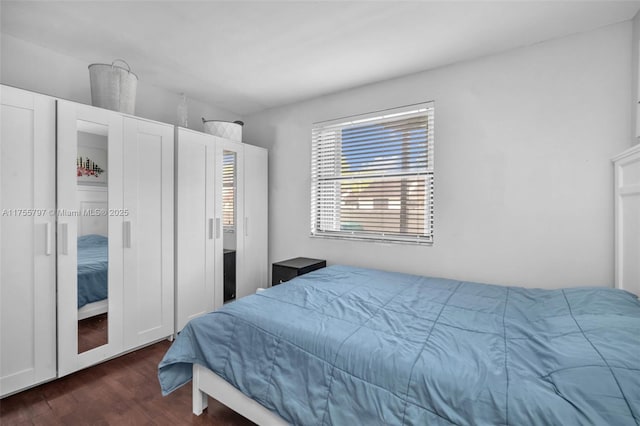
0;340;256;426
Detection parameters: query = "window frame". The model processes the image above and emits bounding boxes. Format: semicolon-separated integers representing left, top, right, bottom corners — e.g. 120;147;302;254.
310;102;435;245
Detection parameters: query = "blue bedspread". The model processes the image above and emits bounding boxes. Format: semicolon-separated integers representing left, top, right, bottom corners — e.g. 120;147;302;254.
158;265;640;425
77;234;108;309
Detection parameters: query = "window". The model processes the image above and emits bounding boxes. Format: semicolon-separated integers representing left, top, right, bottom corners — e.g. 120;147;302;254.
311;103;434;244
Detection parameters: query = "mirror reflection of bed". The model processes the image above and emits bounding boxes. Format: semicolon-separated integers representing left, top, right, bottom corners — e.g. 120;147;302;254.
76;149;109;353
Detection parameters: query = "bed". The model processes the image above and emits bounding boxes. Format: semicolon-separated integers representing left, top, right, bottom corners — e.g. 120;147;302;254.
158;265;640;425
77;234;108;319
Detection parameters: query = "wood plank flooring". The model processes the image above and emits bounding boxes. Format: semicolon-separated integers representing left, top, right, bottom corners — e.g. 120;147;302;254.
0;340;256;426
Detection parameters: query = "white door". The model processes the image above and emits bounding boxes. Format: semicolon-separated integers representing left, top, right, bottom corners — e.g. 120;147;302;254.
175;128;217;332
0;86;57;396
57;100;124;376
243;144;268;295
123;117;174;349
614;145;640;296
216;139;245;302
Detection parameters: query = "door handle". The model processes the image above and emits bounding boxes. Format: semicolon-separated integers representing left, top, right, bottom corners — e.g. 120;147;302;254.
124;221;132;248
60;223;68;255
45;222;52;256
208;218;215;239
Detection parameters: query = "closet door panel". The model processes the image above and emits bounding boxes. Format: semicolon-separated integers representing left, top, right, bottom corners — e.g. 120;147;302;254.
123;118;174;349
57;100;124;377
216;139;244;302
0;86;56;396
242;144;268;296
176;129;216;332
614;145;640;296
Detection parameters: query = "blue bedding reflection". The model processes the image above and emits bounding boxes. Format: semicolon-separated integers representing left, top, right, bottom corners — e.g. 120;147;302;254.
77;234;107;309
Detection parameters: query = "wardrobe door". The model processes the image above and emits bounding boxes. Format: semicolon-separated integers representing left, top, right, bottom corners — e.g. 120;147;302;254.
175;128;217;332
216;138;244;303
613;145;640;296
242;144;268;295
122;117;174;350
57;100;124;376
0;86;56;396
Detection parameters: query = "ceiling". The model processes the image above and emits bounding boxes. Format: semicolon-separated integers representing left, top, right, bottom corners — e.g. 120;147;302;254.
2;1;639;116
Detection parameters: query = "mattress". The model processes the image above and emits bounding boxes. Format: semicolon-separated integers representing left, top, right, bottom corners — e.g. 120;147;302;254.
158;265;640;425
77;234;108;309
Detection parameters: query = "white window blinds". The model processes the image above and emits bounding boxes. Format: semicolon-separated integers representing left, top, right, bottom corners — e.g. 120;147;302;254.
311;103;434;244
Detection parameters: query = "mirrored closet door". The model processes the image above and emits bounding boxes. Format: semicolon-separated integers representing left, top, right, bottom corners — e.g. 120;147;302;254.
57;101;124;376
217;141;268;300
217;139;244;303
242;144;268;296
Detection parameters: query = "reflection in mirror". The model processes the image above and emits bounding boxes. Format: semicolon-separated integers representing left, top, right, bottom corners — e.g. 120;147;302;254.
223;150;237;303
76;120;109;353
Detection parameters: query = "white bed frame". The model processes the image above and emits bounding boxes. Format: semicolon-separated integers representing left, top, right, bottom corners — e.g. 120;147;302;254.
77;299;108;320
192;364;288;425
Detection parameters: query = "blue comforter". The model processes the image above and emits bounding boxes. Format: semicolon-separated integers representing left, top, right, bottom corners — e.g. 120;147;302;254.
158;265;640;425
77;234;108;309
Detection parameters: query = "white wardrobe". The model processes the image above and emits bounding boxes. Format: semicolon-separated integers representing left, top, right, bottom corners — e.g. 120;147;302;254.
1;85;174;395
175;128;268;332
613;144;640;296
1;84;268;396
56;100;174;376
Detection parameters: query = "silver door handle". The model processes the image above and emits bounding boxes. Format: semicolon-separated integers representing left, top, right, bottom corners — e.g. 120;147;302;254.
60;223;68;255
124;221;132;248
45;222;52;256
208;218;215;239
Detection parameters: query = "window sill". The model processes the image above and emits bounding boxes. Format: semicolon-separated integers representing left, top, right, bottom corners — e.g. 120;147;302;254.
310;233;433;246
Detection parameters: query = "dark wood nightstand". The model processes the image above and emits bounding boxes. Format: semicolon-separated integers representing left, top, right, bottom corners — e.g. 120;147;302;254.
272;257;326;285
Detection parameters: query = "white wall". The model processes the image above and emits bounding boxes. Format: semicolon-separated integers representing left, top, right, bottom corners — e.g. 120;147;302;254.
632;11;640;143
245;22;632;289
0;34;241;128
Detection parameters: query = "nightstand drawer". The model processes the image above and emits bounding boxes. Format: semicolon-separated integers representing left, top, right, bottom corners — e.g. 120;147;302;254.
272;257;326;285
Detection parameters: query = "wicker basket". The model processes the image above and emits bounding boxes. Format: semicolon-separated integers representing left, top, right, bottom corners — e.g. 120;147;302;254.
202;118;244;142
88;59;138;114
